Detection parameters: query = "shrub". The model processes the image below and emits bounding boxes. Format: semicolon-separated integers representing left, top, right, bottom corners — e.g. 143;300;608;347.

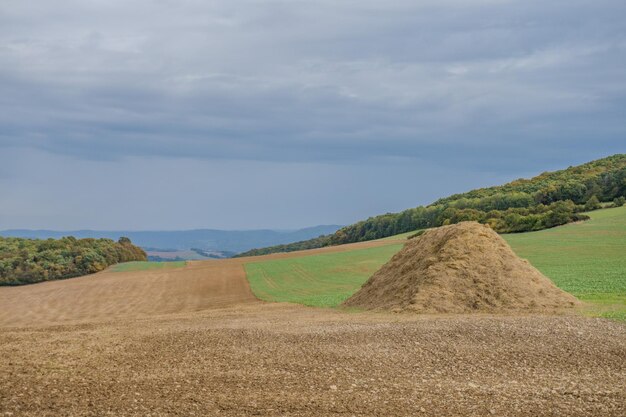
584;195;601;211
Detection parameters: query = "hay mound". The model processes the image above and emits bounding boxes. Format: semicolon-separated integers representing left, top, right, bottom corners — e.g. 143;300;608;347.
343;222;579;313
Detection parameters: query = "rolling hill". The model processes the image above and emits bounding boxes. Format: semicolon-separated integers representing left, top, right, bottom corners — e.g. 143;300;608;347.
238;154;626;256
243;206;626;320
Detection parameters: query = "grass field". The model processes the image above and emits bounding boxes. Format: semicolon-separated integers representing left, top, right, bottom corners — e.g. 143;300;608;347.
109;260;187;272
245;244;403;307
244;206;626;319
505;206;626;320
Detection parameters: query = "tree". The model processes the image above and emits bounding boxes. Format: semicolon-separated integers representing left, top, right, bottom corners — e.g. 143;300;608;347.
584;195;601;211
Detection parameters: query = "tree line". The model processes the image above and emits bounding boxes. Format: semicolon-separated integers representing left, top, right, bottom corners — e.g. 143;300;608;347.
0;236;147;285
237;154;626;257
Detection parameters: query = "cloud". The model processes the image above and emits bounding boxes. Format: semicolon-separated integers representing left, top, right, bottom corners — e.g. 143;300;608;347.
0;147;506;230
0;0;624;228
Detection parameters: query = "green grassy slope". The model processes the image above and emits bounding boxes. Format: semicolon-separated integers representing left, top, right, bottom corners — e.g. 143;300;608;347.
109;261;187;272
244;207;626;319
245;244;402;307
504;206;626;320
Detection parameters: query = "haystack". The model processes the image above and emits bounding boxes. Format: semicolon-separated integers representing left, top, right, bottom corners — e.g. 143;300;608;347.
343;222;578;313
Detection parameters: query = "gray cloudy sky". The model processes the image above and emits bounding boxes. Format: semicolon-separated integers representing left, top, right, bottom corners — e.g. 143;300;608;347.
1;0;625;230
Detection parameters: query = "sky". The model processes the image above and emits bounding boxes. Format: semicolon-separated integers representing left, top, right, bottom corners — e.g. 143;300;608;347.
1;0;625;230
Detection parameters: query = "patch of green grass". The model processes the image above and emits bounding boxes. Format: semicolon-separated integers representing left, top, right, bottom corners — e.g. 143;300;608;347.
244;244;402;307
109;261;187;272
504;206;626;320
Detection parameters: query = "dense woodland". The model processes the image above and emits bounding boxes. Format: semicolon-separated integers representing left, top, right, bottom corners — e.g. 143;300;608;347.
237;154;626;257
236;235;332;258
0;236;146;285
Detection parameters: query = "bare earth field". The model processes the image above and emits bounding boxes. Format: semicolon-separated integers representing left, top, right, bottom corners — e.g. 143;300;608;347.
0;260;256;327
1;241;625;416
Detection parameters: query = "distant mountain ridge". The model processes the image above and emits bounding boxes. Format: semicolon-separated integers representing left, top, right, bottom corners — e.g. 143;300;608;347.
0;225;342;255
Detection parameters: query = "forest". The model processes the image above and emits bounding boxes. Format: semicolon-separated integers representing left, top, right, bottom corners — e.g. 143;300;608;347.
237;154;626;257
0;236;147;285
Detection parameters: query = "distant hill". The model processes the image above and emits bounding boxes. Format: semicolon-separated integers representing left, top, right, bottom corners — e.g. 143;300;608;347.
0;225;342;256
237;154;626;257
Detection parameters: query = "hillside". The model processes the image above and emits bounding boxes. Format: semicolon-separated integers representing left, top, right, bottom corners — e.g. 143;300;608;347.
244;206;626;320
238;154;626;256
0;236;147;285
0;225;342;256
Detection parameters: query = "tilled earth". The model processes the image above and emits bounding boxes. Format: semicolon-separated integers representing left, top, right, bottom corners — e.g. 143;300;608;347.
1;304;625;417
1;253;625;416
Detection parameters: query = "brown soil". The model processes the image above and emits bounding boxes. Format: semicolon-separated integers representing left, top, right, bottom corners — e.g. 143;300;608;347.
1;306;625;417
344;222;579;313
0;259;257;328
1;236;624;416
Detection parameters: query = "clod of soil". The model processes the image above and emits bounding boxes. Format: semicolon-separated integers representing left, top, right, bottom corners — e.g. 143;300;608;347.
343;222;580;313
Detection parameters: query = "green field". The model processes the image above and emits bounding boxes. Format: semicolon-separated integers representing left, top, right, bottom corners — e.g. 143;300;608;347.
505;206;626;320
244;206;626;319
245;244;403;307
109;261;187;272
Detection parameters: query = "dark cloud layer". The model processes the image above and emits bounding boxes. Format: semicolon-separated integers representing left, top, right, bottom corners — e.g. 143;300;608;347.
1;1;624;229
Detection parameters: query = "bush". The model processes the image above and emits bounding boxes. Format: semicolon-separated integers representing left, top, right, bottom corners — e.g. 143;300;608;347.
584;195;601;211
